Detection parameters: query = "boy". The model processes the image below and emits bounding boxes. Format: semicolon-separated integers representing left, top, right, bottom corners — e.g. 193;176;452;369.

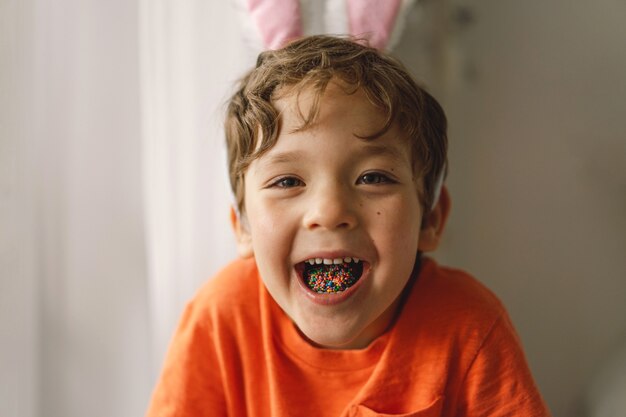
146;35;550;416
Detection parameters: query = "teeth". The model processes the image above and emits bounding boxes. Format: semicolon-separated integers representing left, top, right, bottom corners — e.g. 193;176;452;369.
305;257;361;265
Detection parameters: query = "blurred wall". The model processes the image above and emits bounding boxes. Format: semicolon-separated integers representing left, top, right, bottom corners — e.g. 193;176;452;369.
396;1;626;416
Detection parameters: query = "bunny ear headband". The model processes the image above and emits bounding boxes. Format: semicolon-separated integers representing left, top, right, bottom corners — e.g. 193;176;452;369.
240;0;416;51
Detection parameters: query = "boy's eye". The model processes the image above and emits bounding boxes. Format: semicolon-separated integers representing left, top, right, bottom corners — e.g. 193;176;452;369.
358;172;393;185
271;176;303;188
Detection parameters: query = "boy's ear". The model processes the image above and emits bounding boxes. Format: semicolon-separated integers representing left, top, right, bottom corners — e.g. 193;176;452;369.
230;206;254;259
418;185;451;252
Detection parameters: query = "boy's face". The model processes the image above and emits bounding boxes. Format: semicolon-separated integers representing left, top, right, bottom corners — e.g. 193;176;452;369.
237;82;435;349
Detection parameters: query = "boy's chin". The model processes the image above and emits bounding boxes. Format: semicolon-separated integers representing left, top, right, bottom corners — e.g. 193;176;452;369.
293;319;373;350
289;294;400;350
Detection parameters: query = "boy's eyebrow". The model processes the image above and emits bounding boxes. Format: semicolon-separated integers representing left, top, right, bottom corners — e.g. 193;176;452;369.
257;150;307;167
258;144;407;168
357;144;408;164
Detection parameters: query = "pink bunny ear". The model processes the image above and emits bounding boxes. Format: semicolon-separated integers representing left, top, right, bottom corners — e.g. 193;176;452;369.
347;0;402;50
246;0;303;50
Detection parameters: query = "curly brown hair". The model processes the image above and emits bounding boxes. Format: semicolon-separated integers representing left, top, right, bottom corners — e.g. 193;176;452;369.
225;35;447;215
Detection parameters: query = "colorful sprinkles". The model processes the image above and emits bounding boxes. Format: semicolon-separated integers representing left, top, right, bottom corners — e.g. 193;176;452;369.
305;263;359;293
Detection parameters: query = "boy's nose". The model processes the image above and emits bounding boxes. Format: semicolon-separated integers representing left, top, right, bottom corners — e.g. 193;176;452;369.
302;183;358;231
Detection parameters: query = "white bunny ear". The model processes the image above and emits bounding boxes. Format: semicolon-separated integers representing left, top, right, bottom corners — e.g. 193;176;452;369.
346;0;403;50
245;0;303;49
323;0;350;35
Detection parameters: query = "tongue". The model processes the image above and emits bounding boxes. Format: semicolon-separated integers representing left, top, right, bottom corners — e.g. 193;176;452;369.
304;262;362;293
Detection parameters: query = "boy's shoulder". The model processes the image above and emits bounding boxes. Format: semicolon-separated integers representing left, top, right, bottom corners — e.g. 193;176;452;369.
409;258;511;335
184;258;262;327
419;258;505;312
198;257;260;299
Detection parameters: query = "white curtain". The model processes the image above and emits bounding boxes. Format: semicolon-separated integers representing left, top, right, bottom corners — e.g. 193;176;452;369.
1;3;39;415
1;1;245;416
139;0;245;368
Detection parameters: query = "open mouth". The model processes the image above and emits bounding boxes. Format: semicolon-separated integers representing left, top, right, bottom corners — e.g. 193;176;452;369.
298;257;364;293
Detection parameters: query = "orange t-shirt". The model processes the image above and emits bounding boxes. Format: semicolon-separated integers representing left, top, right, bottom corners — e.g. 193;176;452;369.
146;257;550;416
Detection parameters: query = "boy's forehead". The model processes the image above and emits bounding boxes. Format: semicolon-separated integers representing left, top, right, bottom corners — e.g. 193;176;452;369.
248;80;416;173
273;82;390;137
